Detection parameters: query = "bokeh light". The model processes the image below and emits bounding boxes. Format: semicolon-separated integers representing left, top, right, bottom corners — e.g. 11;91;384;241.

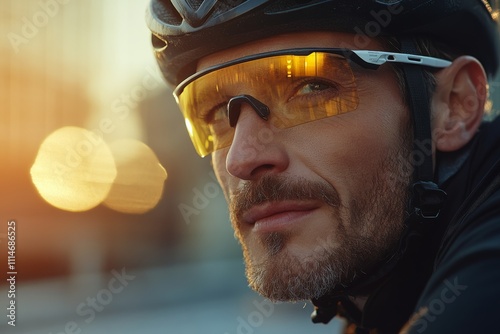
31;127;167;214
103;138;167;214
30;126;117;212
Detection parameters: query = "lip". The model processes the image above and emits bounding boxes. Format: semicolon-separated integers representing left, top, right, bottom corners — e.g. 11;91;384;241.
242;201;320;233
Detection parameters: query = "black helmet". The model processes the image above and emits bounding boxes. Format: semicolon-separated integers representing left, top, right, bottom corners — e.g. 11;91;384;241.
146;0;500;87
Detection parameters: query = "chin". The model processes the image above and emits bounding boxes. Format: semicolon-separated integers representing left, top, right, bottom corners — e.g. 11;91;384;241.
242;232;349;302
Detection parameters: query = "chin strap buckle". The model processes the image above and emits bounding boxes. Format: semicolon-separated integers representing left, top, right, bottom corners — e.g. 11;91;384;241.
311;296;340;324
311;304;337;324
411;181;447;220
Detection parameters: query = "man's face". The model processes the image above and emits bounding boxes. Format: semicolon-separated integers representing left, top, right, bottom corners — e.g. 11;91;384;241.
200;32;413;301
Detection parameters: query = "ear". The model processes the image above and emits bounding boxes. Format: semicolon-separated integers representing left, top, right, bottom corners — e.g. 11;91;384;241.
431;56;487;152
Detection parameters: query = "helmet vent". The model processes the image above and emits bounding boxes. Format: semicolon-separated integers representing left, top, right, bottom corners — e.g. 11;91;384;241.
185;0;203;11
151;34;168;50
154;0;183;26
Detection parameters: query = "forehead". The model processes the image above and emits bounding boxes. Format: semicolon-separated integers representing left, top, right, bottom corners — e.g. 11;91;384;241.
197;31;384;71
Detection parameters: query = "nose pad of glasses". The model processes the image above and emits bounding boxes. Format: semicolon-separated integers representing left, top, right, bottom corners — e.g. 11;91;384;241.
227;95;270;127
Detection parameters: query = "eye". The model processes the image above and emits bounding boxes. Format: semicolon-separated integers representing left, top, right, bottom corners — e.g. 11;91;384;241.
294;79;339;97
201;102;228;124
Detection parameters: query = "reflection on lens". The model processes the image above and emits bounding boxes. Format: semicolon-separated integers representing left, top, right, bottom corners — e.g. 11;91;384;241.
177;51;358;157
103;139;167;214
30;126;117;212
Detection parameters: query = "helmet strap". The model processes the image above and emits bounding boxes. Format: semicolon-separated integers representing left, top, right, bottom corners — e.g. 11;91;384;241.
399;37;447;221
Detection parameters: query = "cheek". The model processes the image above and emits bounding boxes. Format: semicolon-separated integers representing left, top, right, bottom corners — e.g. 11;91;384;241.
291;101;407;195
336;82;408;175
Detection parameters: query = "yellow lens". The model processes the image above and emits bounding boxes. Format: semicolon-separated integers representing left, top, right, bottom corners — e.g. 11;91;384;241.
177;52;359;157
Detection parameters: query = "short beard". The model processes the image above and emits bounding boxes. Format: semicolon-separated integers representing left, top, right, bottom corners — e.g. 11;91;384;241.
248;229;364;301
229;141;412;302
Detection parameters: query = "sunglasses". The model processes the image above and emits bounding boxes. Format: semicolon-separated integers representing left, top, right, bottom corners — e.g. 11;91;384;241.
174;48;451;157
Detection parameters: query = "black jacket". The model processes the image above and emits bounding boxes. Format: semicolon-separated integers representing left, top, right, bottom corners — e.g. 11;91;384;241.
403;116;500;334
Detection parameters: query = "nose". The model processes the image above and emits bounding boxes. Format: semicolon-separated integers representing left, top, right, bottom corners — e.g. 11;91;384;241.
225;96;289;180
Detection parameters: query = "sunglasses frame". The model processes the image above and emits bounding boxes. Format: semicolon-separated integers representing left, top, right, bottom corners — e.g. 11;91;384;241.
174;48;452;157
173;47;452;99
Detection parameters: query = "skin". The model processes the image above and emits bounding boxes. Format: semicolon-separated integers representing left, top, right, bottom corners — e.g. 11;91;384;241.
197;31;487;303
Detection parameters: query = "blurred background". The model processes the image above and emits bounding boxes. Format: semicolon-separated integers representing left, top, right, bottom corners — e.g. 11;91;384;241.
1;2;499;334
0;1;339;333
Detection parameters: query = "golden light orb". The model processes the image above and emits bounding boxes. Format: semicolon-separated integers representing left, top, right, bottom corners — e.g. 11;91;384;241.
30;127;117;212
